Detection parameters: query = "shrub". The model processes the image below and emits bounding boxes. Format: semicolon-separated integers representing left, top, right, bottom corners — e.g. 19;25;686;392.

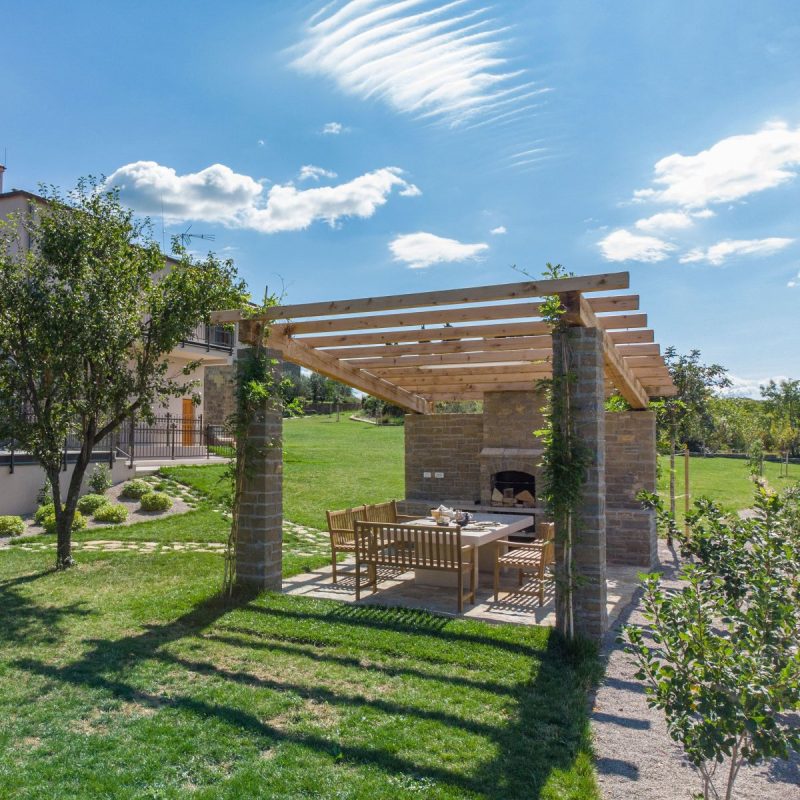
139;492;172;512
36;477;53;506
40;508;86;535
77;494;109;514
0;516;25;537
88;464;113;494
120;479;152;500
93;503;128;524
34;503;55;525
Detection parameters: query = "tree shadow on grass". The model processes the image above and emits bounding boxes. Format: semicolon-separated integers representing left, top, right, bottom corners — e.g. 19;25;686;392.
0;568;91;646
15;589;598;799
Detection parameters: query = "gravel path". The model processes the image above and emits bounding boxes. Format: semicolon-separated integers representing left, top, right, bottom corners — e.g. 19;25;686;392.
591;540;799;800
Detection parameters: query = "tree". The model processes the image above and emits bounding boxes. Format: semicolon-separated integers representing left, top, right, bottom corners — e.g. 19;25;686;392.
761;379;800;468
654;348;731;522
0;179;246;568
626;487;800;800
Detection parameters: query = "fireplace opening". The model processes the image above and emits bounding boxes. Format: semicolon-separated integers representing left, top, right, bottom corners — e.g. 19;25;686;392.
491;470;535;507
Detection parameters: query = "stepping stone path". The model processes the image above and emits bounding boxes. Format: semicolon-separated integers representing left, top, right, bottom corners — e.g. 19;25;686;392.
11;521;329;557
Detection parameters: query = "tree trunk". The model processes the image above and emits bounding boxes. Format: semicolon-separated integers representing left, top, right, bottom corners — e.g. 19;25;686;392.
53;428;95;570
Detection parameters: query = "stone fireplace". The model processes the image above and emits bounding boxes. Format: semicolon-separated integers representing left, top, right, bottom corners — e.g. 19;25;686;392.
404;390;545;513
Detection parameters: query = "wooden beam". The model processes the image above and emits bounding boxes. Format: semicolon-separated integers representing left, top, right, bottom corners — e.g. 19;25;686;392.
211;272;631;323
618;344;661;357
346;349;550;369
322;335;554;359
560;293;651;408
293;321;552;348
274;295;641;335
597;313;648;331
265;329;430;414
396;380;541;393
609;330;655;344
368;365;550;379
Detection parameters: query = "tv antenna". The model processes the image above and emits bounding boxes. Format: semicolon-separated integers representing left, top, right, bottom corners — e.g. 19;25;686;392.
179;224;215;247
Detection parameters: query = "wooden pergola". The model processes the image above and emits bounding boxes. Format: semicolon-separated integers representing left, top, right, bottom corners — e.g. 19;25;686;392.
212;271;676;408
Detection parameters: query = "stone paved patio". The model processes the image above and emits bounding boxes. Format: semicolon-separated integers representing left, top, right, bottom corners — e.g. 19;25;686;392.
283;557;643;626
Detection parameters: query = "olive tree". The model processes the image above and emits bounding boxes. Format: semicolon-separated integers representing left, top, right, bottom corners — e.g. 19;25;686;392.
0;178;245;568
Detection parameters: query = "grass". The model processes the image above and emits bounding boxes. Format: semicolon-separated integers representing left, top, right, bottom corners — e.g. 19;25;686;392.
163;414;405;529
0;545;601;799
658;454;800;525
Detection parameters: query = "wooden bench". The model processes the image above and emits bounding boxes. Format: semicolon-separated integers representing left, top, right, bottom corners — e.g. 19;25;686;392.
354;521;476;612
325;501;414;583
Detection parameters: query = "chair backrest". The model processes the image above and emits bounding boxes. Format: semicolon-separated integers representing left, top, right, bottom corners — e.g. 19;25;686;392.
354;521;464;570
326;505;367;546
364;500;400;524
536;521;555;542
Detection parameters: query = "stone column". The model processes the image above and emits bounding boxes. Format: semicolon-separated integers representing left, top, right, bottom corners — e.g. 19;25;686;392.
605;410;658;568
235;347;283;591
552;326;608;641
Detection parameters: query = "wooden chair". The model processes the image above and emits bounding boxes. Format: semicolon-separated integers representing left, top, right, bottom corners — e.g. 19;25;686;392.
363;500;416;524
354;521;475;612
493;521;556;605
325;505;367;583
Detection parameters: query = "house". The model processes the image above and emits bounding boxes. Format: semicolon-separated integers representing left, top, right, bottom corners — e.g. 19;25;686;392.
0;168;239;438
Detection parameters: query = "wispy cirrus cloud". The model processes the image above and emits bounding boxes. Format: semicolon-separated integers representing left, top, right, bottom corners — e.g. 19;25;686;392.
634;121;800;208
321;121;346;134
719;374;788;399
105;160;420;234
788;270;800;288
389;231;488;268
490;225;506;235
680;237;795;265
293;1;550;129
597;229;675;263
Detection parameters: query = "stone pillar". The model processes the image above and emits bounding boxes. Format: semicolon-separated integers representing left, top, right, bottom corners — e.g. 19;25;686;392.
552;326;608;641
605;410;658;568
235;347;283;591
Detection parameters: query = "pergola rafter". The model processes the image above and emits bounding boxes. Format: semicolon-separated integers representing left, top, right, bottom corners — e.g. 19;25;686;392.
216;271;676;412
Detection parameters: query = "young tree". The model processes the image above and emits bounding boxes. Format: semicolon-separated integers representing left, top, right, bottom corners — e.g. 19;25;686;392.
655;348;731;520
0;179;246;568
761;379;800;470
626;488;800;800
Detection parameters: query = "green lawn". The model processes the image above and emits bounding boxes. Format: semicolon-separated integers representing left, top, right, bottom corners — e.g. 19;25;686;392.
658;454;800;524
0;545;600;799
163;414;405;529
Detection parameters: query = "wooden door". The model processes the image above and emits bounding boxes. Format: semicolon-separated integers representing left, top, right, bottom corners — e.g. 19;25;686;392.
182;399;195;445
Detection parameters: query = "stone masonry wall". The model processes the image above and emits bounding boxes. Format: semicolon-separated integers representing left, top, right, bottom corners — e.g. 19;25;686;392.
235;348;283;591
405;413;483;504
605;410;658;568
553;326;608;641
204;364;237;427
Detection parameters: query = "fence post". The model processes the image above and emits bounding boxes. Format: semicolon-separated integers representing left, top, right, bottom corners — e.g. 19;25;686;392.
63;438;68;472
206;424;211;459
9;445;14;475
171;423;176;460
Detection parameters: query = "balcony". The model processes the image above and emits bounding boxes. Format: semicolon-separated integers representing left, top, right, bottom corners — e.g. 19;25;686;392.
181;323;235;354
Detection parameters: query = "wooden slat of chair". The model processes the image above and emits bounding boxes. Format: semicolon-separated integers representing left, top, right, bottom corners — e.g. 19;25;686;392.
326;504;366;584
354;521;475;611
493;522;555;605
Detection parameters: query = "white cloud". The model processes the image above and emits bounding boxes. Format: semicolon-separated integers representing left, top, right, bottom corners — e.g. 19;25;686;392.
598;229;675;263
298;164;338;181
634;121;800;207
105;161;264;224
321;121;344;135
490;225;507;235
788;270;800;288
257;139;266;147
679;237;794;265
294;2;550;128
634;211;694;234
389;232;489;269
106;160;419;234
719;374;788;399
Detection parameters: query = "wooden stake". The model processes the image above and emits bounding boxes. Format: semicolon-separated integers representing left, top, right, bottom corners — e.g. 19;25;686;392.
684;445;690;538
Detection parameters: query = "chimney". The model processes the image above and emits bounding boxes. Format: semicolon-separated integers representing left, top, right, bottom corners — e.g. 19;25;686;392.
0;164;5;193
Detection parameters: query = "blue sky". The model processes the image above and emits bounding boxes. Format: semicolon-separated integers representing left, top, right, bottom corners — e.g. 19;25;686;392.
3;1;800;395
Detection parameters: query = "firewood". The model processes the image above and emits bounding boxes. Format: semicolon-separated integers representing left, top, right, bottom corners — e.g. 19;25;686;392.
516;490;535;505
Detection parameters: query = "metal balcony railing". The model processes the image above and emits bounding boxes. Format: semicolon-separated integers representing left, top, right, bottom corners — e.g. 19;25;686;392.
181;323;235;354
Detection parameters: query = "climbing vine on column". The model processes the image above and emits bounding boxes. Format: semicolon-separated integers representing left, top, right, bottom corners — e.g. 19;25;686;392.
222;299;283;596
535;263;590;641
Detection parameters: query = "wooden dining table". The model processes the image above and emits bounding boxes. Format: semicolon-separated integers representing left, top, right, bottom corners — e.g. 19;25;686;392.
407;513;535;590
